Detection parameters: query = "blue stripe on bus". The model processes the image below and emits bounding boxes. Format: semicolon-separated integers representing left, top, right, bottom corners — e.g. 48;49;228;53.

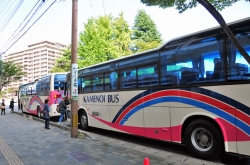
112;87;250;123
186;87;250;116
120;96;250;136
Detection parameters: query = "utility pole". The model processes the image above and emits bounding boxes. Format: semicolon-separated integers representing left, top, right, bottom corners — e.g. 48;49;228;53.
70;0;78;138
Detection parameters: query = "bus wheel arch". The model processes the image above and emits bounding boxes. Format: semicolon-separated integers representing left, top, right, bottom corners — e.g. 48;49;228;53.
182;116;224;160
78;108;90;131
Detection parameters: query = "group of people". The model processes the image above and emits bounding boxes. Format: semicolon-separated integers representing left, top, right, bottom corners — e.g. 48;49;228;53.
1;98;16;115
42;95;68;129
0;96;68;130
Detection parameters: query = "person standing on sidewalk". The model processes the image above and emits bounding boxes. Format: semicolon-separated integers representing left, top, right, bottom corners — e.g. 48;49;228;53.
9;98;15;113
58;96;67;125
42;99;50;129
1;99;6;115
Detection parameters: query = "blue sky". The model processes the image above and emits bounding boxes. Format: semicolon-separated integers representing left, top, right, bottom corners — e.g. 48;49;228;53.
0;0;250;54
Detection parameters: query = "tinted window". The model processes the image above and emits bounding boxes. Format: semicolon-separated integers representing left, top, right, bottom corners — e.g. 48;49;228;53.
36;76;51;96
109;71;118;90
160;33;224;86
54;74;66;91
138;65;158;87
120;68;137;89
227;25;250;81
79;77;91;92
92;74;104;91
120;52;159;89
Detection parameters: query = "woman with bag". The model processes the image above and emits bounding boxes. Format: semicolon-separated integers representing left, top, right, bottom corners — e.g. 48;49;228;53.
42;99;50;129
1;99;6;115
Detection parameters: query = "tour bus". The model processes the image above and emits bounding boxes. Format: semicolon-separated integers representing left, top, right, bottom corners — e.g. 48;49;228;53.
19;73;67;118
65;17;250;160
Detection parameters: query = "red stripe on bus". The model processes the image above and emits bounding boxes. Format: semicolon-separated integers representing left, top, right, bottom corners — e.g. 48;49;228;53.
115;90;250;127
93;115;250;142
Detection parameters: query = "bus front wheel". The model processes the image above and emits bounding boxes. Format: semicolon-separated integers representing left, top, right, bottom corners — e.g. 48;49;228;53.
79;111;89;131
184;119;224;160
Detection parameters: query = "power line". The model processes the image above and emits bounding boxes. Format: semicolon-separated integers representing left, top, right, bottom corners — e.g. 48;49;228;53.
102;0;106;15
0;0;15;21
89;0;95;16
0;0;42;51
0;0;11;16
2;0;58;54
0;0;24;33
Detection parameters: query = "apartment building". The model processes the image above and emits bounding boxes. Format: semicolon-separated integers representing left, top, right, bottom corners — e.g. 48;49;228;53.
4;41;67;89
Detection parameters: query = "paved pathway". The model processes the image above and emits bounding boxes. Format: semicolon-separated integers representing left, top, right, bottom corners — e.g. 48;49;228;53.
0;110;179;165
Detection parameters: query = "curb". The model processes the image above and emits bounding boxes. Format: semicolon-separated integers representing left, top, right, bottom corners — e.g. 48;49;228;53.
12;110;92;139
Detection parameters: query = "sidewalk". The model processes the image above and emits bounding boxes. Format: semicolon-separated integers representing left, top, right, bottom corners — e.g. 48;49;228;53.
0;109;169;165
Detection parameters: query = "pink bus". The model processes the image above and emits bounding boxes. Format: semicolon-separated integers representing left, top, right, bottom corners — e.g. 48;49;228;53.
19;73;67;118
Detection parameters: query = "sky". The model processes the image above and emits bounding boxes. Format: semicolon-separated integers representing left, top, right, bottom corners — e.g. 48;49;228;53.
0;0;250;55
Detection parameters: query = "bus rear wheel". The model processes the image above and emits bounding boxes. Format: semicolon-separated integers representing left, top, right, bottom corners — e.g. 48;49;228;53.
79;111;89;131
184;119;224;160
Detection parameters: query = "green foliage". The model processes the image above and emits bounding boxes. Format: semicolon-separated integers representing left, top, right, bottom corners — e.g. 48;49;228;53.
7;87;16;93
78;13;132;67
140;0;243;13
0;60;26;92
0;91;7;98
50;46;72;73
50;45;89;73
52;11;164;70
132;9;162;53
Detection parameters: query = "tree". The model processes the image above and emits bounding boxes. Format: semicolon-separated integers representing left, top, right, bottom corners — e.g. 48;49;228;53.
140;0;250;63
7;87;17;95
78;13;132;67
0;60;26;92
132;9;162;53
50;46;72;73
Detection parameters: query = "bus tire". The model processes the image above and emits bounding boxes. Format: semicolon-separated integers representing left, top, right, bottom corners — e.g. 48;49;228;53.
184;119;223;160
37;105;42;118
79;111;89;131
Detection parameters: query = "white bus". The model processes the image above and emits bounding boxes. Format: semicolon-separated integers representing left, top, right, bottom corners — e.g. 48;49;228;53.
65;17;250;160
19;73;67;118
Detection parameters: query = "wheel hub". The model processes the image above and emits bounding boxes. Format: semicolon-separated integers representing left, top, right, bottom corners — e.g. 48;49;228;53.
200;134;209;143
191;127;213;151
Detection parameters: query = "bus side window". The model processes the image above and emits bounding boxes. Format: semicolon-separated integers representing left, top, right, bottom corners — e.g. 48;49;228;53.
104;73;111;90
109;72;118;90
78;78;82;93
211;58;222;79
227;27;250;81
92;74;104;91
138;65;158;87
120;69;137;88
81;77;91;92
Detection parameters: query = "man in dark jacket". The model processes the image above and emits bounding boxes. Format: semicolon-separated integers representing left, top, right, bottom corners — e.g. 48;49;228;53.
9;98;16;113
58;96;67;125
